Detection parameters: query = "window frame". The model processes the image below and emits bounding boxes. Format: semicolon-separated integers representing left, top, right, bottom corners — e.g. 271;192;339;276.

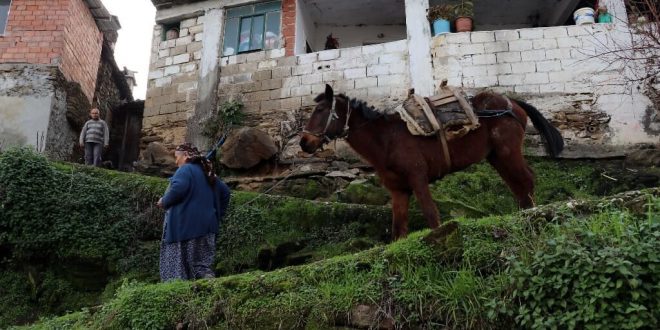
222;1;282;56
0;0;12;35
161;22;181;42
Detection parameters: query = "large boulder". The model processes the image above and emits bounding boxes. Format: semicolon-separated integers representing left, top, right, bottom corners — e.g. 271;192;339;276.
140;142;174;165
220;127;278;169
135;142;176;176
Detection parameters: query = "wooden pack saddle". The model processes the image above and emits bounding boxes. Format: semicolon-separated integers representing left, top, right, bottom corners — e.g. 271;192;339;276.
399;86;480;141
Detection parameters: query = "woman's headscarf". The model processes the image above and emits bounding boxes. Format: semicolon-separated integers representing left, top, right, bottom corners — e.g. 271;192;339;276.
176;142;216;185
175;143;202;158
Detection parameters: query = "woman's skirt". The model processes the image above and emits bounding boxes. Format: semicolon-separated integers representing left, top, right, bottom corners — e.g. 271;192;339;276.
160;220;216;281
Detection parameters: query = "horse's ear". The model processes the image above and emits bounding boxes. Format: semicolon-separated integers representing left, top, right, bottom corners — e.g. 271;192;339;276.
325;84;334;102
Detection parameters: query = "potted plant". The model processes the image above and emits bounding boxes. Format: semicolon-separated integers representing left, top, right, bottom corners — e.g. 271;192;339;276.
453;0;474;32
428;4;454;36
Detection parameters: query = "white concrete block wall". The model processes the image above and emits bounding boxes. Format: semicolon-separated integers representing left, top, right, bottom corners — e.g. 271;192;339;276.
143;17;204;146
218;40;411;124
431;23;658;154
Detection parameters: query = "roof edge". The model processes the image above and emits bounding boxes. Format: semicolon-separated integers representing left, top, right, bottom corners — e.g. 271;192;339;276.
83;0;122;32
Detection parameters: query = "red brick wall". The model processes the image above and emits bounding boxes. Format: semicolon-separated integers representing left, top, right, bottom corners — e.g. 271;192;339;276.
0;0;68;65
60;0;103;101
0;0;103;101
282;0;295;56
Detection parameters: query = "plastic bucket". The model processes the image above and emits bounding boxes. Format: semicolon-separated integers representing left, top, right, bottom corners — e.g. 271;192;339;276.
574;7;595;25
432;19;451;36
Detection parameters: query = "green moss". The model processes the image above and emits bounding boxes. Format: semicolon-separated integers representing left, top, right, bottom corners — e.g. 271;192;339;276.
22;190;660;329
0;148;414;326
0;272;32;327
336;179;390;205
4;148;659;329
20;310;91;330
430;159;601;216
0;270;101;328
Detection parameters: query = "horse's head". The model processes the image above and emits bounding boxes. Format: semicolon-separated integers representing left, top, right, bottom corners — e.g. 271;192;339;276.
300;84;350;154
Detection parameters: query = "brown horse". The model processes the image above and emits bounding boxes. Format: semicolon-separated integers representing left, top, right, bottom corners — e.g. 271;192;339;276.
300;85;564;240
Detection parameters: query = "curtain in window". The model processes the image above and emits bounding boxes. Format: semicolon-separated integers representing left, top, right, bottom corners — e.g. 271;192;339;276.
223;1;281;56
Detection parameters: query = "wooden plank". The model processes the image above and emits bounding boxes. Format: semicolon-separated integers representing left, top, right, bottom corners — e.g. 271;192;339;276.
448;87;478;125
413;94;441;131
430;89;455;101
431;96;458;107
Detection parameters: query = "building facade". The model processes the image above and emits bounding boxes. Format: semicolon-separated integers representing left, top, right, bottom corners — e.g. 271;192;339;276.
144;0;658;165
0;0;139;164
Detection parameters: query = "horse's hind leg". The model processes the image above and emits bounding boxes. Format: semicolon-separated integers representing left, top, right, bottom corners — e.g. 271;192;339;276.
488;151;535;209
390;189;412;240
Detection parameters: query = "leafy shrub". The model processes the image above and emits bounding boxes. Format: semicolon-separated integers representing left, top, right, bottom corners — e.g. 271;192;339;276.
0;147;135;261
0;148;145;327
505;220;660;329
0;271;32;326
202;100;245;141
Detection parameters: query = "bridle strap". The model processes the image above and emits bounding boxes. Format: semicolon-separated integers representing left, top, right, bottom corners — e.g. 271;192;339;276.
338;101;352;139
302;97;352;142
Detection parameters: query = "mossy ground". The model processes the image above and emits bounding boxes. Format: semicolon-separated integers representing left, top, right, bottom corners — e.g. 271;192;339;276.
1;148;658;328
20;189;659;330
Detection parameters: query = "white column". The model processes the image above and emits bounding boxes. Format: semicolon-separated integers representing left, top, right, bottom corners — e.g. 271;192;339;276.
405;0;435;97
199;9;223;82
602;0;628;24
189;8;223;148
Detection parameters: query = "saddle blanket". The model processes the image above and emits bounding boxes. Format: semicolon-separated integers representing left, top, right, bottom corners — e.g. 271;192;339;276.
397;87;480;141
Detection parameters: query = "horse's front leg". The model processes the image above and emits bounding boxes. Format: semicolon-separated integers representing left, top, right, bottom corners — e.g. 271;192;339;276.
411;179;441;230
390;189;411;240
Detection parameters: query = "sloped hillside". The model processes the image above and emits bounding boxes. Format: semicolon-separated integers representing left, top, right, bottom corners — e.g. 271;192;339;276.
0;148;658;329
21;189;660;329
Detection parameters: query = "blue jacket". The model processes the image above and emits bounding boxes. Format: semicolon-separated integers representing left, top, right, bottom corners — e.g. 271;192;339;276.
161;163;231;243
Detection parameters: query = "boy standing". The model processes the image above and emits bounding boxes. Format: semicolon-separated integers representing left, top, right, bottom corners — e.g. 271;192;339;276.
79;108;109;166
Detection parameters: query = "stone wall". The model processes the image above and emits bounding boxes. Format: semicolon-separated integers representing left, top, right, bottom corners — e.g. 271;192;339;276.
47;70;80;161
143;16;203;149
217;40;411;156
432;23;659;157
0;64;80;160
0;64;56;150
0;56;135;162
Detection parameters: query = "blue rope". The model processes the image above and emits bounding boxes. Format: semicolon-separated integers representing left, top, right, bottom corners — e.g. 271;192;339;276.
205;133;227;161
476;109;515;118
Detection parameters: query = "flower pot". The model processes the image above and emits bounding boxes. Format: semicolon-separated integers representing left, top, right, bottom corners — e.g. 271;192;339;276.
455;16;473;32
598;12;612;23
432;19;451;36
573;7;595;25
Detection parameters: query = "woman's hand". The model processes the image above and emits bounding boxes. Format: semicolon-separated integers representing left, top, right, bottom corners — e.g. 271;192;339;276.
157;198;163;208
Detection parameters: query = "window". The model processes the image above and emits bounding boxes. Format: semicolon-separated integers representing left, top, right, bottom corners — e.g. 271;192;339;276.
223;1;281;56
0;0;11;35
162;22;180;41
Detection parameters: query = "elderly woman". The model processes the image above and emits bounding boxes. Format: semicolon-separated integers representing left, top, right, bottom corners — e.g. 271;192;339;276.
157;143;231;281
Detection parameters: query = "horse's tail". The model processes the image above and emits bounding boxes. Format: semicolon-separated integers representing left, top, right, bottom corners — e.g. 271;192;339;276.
511;98;564;158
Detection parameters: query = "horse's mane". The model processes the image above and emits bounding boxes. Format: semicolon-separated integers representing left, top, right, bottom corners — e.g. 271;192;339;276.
344;95;383;121
313;93;384;121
